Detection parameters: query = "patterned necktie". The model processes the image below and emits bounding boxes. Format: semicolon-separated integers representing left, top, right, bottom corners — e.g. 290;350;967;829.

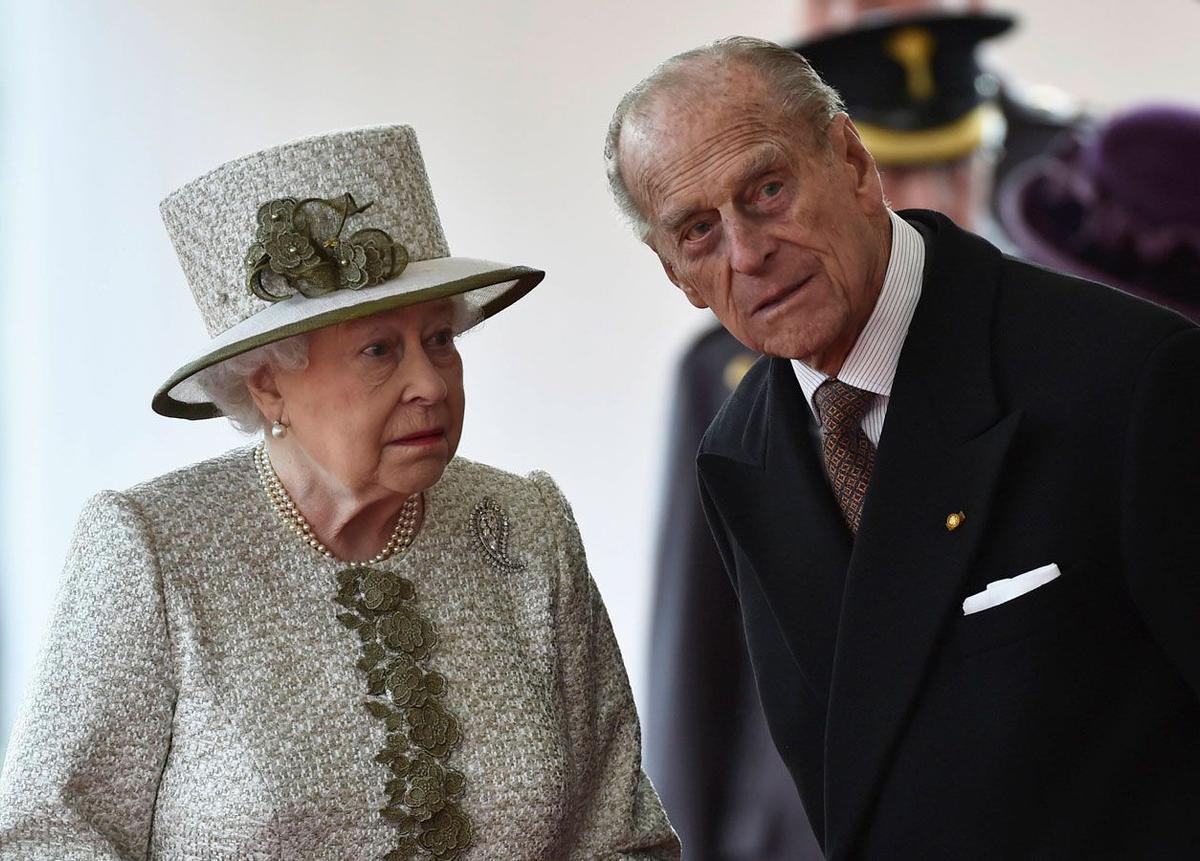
812;379;877;535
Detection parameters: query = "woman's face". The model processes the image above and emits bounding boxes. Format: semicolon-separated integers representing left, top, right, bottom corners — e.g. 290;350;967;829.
269;299;466;500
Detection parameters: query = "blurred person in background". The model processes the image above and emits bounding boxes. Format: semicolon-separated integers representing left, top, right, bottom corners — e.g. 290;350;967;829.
999;103;1200;324
0;126;680;860
643;5;1082;857
612;32;1200;860
805;0;1085;227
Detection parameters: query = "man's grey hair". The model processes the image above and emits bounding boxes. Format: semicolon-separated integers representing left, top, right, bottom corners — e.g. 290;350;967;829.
603;35;845;240
195;334;311;433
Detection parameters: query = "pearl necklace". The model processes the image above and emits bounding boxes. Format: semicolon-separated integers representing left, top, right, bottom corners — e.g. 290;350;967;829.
254;443;420;564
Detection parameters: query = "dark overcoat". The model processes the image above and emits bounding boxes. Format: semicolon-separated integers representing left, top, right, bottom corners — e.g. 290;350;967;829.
698;210;1200;859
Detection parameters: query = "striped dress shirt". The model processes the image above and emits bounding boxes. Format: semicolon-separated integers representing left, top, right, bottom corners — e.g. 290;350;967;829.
791;209;925;446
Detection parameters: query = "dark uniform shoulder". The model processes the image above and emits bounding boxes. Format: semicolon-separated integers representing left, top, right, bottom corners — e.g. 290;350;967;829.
671;324;761;429
678;325;756;386
700;353;773;458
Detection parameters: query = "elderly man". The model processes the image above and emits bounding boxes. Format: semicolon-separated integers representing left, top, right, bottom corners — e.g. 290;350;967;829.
642;11;1031;859
606;37;1200;859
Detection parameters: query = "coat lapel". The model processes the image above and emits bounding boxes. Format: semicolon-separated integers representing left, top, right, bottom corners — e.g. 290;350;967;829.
823;212;1023;858
699;358;852;702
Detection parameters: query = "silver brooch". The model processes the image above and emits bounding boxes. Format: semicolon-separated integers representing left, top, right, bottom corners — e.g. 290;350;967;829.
471;497;526;572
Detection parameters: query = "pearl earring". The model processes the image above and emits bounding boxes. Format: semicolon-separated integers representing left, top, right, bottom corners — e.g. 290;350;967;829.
271;420;288;439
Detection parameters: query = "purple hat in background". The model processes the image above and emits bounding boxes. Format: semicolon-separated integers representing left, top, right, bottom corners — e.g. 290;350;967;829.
998;104;1200;322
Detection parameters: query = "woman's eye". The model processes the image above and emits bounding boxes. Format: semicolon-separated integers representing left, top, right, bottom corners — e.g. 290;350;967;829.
428;330;455;349
362;343;390;358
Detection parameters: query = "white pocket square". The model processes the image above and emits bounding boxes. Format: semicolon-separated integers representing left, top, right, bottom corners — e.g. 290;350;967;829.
962;563;1061;616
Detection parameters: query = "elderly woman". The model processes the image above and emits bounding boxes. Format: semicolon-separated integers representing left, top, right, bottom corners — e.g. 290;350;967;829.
0;126;679;860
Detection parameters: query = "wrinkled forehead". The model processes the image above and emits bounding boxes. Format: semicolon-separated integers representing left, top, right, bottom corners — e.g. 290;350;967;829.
620;92;805;225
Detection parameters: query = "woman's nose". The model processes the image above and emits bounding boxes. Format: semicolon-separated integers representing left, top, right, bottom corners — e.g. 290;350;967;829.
400;349;449;404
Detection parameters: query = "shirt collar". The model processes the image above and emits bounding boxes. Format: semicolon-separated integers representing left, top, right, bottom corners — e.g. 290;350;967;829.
791;209;925;416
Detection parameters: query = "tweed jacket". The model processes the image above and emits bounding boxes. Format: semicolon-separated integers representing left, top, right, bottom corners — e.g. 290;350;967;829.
0;447;679;860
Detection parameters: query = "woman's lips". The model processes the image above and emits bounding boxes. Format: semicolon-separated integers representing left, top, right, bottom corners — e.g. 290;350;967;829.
389;429;446;447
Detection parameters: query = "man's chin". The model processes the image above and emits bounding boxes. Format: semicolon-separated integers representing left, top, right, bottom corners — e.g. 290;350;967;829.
746;308;847;365
754;331;826;363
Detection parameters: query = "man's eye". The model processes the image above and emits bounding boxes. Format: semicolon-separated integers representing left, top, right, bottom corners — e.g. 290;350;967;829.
760;181;783;199
362;343;390;358
685;220;713;242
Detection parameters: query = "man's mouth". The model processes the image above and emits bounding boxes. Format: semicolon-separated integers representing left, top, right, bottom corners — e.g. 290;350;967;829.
753;275;813;316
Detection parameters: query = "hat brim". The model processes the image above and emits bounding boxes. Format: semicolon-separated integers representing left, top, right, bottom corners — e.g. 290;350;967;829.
789;10;1014;56
153;256;544;420
997;157;1200;321
858;103;1001;165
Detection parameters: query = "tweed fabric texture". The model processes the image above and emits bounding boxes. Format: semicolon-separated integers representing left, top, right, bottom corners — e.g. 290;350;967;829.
161;126;451;338
0;448;679;860
813;379;878;534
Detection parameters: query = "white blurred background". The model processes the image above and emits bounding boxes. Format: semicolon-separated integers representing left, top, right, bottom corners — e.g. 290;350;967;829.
1;0;1197;753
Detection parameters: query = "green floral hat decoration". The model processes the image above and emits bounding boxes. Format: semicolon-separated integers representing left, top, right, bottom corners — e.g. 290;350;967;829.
155;125;544;419
244;193;410;302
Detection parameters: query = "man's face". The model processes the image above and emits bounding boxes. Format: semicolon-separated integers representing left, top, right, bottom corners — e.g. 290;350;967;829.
620;64;890;369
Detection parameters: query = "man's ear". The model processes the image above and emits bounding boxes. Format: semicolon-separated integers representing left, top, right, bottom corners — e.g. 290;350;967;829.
656;250;709;310
826;112;881;202
246;363;285;424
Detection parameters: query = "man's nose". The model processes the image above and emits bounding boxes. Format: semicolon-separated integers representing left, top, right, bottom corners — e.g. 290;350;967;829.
726;217;776;276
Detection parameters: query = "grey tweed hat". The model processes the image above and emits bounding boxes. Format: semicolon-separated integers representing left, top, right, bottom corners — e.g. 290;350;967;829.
154;125;544;419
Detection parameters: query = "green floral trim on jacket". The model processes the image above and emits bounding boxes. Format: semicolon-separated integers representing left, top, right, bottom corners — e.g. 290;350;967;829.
335;567;472;860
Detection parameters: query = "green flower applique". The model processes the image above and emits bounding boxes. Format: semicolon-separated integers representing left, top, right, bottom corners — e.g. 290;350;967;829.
244;194;409;302
408;701;462;759
419;805;473;858
377;607;437;659
265;231;318;272
336;566;472;861
334;240;371;290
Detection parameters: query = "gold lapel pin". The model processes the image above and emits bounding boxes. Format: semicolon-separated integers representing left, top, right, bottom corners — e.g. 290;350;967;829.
945;511;966;532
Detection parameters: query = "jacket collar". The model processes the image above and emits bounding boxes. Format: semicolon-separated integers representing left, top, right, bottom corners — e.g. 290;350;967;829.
699;353;853;703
